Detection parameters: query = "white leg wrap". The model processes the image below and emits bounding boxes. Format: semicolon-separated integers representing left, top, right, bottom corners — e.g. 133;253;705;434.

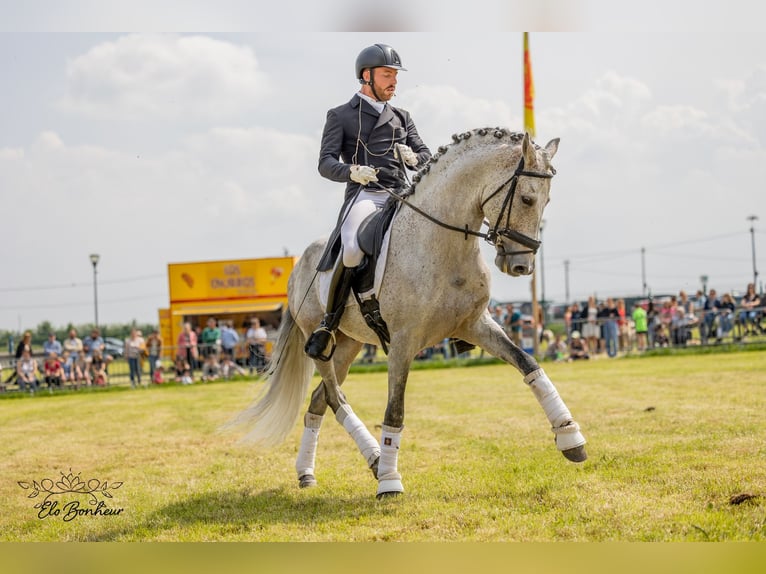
377;425;404;495
295;412;323;478
524;368;586;451
336;404;380;467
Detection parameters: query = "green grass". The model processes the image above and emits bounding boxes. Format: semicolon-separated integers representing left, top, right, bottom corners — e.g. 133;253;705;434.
1;351;764;541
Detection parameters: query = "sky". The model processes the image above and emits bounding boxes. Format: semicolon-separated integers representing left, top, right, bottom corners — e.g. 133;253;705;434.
1;2;765;332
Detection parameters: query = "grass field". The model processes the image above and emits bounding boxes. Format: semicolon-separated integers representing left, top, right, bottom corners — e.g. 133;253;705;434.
1;350;764;542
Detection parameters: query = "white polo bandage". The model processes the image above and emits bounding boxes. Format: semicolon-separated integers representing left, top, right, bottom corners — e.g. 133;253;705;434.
295;412;323;478
336;404;380;466
378;425;403;482
523;368;572;429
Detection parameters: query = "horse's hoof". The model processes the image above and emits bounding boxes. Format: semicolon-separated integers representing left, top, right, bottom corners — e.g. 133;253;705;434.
376;478;403;499
376;490;402;500
562;445;588;463
298;474;317;488
369;457;380;480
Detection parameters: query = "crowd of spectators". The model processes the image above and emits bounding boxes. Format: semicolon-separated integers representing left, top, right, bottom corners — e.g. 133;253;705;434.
546;282;764;361
1;315;271;393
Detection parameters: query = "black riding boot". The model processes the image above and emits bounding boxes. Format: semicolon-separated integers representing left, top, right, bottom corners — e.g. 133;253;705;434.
304;263;356;361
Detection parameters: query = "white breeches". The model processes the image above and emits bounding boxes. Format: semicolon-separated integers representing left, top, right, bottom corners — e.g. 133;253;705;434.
340;190;389;268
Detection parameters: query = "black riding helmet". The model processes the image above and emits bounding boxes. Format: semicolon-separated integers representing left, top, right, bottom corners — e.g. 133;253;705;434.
355;43;407;82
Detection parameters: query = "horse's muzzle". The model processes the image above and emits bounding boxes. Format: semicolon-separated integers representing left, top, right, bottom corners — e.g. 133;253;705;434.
495;253;534;276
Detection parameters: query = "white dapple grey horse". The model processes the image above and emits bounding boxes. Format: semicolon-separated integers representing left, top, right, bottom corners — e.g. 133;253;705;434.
226;129;587;498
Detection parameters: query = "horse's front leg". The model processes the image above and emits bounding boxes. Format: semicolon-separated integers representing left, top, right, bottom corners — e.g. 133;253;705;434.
461;312;587;462
375;349;413;499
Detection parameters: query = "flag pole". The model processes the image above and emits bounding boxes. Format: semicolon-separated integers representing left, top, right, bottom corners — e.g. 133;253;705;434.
524;32;541;357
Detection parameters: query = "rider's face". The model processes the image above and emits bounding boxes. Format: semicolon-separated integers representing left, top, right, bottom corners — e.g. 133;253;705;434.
364;67;398;101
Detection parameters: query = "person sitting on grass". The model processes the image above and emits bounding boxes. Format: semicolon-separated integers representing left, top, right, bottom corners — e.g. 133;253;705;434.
43;352;64;389
61;350;84;389
16;349;40;393
151;360;164;384
90;350;108;386
220;354;246;380
568;331;590;361
201;353;221;382
174;356;192;385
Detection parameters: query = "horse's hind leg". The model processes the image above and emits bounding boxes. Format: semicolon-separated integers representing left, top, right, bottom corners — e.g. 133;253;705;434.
295;334;375;488
461;312;587;463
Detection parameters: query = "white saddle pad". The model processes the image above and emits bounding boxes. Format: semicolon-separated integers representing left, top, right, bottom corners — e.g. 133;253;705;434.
318;229;392;311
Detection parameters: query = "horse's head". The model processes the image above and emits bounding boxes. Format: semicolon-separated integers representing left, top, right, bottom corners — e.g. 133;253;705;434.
481;132;558;277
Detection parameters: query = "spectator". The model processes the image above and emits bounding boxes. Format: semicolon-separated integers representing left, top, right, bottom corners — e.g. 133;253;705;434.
739;283;762;336
671;307;689;346
174;355;192;384
220;321;240;360
15;330;33;359
659;299;675;344
145;329;163;381
201;353;221;382
200;318;220;358
603;298;619;358
246;318;268;374
544;333;568;362
505;303;522;346
43;332;63;358
221;353;246;380
646;300;659;348
43;352;64;389
632;303;648;351
61;349;84;389
125;328;146;388
90;350;108;386
717;293;736;341
63;328;84;358
4;330;33;385
568;331;590;360
177;322;199;376
702;289;720;344
83;328;105;358
16;349;40;393
152;360;164;384
616;299;629;352
582;296;600;355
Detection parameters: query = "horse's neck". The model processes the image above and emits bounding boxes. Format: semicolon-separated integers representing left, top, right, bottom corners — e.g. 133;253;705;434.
401;150;493;242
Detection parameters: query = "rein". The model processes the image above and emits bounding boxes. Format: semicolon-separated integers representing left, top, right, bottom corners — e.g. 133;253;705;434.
380;154;554;254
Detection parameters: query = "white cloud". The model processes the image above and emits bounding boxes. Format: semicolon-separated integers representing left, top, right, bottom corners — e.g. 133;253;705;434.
59;34;270;120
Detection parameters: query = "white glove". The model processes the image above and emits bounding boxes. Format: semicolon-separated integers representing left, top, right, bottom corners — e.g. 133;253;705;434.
349;165;379;186
394;143;419;167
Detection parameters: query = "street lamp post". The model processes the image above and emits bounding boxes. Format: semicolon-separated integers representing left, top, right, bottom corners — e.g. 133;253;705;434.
747;215;759;290
90;253;100;329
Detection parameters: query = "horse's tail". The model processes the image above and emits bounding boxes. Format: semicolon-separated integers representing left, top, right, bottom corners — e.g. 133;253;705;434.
221;309;315;447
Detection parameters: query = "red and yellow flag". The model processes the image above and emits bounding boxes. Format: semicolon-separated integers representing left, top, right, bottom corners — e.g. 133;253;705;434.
523;32;535;138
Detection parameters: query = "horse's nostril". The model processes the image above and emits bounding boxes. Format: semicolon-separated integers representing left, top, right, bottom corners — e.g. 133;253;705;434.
512;265;528;275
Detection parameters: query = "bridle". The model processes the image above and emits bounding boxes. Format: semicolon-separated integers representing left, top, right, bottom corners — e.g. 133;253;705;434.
380;153;554;256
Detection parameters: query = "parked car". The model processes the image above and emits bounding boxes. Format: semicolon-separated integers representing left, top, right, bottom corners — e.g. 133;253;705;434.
104;337;125;358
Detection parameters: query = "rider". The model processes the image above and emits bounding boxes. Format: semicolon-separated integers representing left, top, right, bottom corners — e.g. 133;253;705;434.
304;43;432;361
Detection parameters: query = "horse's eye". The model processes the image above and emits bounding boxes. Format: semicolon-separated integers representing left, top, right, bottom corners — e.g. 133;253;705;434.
521;196;534;206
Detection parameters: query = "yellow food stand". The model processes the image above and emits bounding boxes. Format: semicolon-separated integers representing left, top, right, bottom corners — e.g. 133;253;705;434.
159;256;296;360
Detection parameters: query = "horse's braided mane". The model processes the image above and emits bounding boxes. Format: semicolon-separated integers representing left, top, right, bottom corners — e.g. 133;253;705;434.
410;127;538;191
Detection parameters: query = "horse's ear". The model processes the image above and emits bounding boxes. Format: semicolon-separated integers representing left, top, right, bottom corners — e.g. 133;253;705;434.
544;138;560;160
522;132;535;164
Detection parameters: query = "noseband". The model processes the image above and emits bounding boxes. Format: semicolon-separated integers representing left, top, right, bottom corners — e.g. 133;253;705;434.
380;154;554;254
